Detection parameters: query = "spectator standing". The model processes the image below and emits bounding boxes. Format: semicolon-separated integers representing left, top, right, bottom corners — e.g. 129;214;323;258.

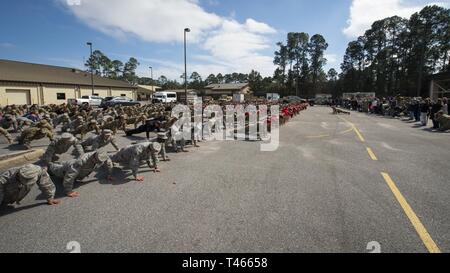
420;99;431;126
430;99;443;129
442;98;448;115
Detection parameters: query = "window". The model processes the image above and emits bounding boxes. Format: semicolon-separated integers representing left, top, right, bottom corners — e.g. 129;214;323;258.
121;94;126;97
57;93;66;100
167;94;177;98
93;93;99;96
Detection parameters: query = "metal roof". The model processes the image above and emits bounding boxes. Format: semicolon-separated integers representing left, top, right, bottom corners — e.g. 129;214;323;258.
205;83;249;91
0;59;136;88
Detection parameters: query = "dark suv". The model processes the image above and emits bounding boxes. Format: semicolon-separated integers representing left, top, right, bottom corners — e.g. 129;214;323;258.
101;96;141;108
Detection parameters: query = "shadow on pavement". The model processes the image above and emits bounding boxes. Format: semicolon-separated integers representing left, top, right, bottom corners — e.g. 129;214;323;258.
0;203;47;218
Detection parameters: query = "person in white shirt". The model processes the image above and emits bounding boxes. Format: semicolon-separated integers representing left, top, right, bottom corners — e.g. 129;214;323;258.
443;98;448;115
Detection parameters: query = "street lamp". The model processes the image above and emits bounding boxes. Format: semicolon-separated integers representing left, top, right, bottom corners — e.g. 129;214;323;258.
86;42;95;96
184;28;190;104
149;66;153;90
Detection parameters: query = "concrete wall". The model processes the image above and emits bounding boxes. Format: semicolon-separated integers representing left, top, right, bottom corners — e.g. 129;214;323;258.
0;81;137;106
0;82;40;105
42;85;78;105
80;87;110;98
111;88;136;100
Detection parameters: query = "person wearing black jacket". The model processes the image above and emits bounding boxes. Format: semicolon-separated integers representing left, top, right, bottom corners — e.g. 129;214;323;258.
430;99;443;129
125;119;162;139
125;117;179;139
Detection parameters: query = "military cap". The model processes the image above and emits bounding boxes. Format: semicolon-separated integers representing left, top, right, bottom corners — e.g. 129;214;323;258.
76;116;84;120
95;152;109;163
61;133;74;140
90;119;97;124
148;142;162;153
18;164;42;182
102;129;113;136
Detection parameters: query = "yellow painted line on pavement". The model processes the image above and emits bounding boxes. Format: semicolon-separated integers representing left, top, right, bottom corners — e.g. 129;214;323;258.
339;128;354;135
352;126;366;142
338;117;365;142
366;147;378;161
381;172;441;253
306;134;330;139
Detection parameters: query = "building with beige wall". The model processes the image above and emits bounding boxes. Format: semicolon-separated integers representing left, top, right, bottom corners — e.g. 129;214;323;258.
204;83;251;99
137;85;161;101
0;59;137;106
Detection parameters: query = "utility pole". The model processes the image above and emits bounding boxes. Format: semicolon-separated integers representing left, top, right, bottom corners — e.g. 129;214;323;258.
184;28;190;104
87;42;95;96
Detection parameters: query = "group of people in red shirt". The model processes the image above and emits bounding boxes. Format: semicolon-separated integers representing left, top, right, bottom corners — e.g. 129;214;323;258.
279;102;309;125
264;101;308;131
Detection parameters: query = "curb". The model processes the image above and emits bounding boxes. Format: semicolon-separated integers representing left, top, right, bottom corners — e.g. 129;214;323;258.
0;149;45;171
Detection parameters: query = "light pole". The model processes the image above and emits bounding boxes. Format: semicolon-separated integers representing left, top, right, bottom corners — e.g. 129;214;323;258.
149;66;153;88
86;42;95;96
184;28;190;104
149;66;154;101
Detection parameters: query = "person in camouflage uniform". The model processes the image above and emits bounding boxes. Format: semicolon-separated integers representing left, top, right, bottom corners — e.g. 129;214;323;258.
62;116;84;133
170;120;188;153
110;142;162;181
0;127;13;144
154;132;170;162
71;119;101;140
0;114;18;132
125;113;148;129
80;129;119;152
53;113;70;128
41;133;84;164
102;116;127;135
48;151;113;198
0;164;60;206
42;114;54;128
16;120;54;149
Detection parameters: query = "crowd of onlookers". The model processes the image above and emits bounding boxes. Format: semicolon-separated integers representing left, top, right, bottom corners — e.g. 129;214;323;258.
330;96;450;132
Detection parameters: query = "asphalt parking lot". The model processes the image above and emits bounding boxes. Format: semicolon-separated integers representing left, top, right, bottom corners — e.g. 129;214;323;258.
0;106;449;253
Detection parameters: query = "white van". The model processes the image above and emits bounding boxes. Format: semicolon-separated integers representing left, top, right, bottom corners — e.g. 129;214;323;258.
153;92;177;103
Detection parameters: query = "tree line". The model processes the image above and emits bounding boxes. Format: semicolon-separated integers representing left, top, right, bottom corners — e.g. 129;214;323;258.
85;51;141;84
336;5;449;98
85;52;278;96
273;32;329;98
85;5;449;99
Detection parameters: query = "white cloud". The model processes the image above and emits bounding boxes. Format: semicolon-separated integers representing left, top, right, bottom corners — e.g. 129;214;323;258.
63;0;222;43
61;0;277;78
324;53;343;72
343;0;445;38
244;18;277;34
203;19;276;76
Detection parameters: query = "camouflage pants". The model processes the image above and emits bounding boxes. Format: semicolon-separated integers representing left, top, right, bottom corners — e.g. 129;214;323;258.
48;163;66;178
0;128;12;143
19;130;54;148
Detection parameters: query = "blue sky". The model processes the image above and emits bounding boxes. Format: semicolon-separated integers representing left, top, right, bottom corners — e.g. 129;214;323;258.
0;0;447;80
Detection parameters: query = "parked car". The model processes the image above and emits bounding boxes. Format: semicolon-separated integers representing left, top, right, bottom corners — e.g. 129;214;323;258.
100;96;141;108
152;92;177;103
68;95;103;106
